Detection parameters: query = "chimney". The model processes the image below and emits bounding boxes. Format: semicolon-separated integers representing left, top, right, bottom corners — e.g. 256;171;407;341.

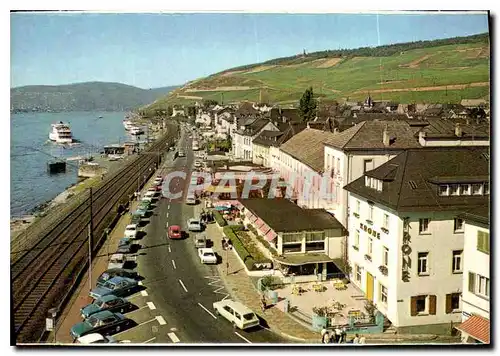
455;123;463;137
383;124;390;146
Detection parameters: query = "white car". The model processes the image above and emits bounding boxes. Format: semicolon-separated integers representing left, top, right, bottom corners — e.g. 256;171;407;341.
198;248;217;264
144;191;156;199
187;218;202;231
213;299;260;330
185;195;197;205
124;224;138;239
142;196;153;203
107;253;126;270
76;333;117;344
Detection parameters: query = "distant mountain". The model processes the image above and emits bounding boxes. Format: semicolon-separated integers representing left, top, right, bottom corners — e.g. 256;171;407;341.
10;81;179;113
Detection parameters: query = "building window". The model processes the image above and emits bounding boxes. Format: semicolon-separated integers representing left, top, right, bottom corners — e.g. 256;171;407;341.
452;250;463;273
484;182;489;195
417;252;429;275
367;237;373;256
419;218;430;234
305;231;325;252
411;295;436;316
354;230;360;249
379;284;388;304
337;158;340;173
472;183;483;195
355;264;362;282
449;184;459;196
365;176;371;187
363;159;373;173
383;247;389;267
446;293;461;313
383;214;389;229
477;231;490;254
460;184;471;195
415;296;427;314
454;218;464;233
377;180;383;191
439;185;449;196
468;273;490;299
368;205;374;220
356;200;360;214
282;232;302;253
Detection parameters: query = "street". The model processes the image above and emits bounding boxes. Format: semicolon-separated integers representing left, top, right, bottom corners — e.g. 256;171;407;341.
132;126;288;344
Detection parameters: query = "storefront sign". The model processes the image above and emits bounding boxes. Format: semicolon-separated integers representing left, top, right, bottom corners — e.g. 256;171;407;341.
359;223;381;239
253;262;273;270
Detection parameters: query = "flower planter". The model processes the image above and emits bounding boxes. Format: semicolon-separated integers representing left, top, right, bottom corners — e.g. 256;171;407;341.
312;313;329;331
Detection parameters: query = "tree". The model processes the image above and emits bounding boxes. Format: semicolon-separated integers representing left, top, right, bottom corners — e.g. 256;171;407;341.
187;106;197;118
167;106;173;117
299;87;317;122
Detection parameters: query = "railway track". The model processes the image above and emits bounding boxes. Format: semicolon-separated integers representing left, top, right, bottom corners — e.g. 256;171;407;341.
12;124;178;343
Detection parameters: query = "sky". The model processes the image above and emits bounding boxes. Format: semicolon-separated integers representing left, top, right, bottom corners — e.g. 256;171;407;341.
10;11;489;89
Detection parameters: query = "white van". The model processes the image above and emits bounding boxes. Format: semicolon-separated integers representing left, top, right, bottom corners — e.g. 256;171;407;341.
213;299;260;330
107;253;126;270
185;194;196;205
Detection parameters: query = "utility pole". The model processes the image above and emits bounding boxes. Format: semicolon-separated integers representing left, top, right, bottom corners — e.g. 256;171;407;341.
88;187;94;292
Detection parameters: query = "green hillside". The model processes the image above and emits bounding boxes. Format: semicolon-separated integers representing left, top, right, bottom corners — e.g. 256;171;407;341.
11;82;179;113
145;33;490;111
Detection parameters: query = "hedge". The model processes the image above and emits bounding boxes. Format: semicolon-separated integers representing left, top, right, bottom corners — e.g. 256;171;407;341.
223;225;255;269
213;210;227;227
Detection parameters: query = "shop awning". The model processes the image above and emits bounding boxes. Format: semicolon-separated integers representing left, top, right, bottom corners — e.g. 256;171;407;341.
259;223;271;235
265;230;277;241
273;253;334;266
254;218;265;229
455;315;490;344
249;215;258;223
205;185;237;193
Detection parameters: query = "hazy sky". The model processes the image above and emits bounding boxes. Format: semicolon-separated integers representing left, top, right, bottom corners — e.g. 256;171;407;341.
10;12;489;88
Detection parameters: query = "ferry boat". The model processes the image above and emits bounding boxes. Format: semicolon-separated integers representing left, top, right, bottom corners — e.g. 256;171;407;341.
123;119;135;131
129;126;144;135
49;122;73;143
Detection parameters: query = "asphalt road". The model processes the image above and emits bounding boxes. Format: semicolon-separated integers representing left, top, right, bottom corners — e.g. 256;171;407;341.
135;125;288;344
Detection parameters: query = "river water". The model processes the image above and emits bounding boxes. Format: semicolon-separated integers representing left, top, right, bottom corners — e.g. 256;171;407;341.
10;112;136;217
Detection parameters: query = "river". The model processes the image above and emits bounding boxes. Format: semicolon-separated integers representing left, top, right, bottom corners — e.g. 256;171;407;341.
10;111;137;217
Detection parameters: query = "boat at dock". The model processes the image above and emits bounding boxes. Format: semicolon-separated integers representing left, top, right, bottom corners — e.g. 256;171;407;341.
49;121;73;144
123;119;135;131
129;126;144;135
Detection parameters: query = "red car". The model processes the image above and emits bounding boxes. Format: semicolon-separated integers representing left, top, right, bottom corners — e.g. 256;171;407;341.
168;225;182;239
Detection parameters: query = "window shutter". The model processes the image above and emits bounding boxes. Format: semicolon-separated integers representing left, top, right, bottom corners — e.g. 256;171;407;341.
445;294;452;314
410;297;418;316
485;234;490;253
477;232;484;251
429;295;437;315
468;272;475;292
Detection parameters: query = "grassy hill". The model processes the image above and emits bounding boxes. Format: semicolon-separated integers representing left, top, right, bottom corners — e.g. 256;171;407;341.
11;81;179;113
145;33;489;111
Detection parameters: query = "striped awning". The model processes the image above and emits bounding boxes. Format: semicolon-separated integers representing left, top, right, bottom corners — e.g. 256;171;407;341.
254;218;265;228
265;230;277;241
249;215;258;223
259;223;271;235
455;315;490;344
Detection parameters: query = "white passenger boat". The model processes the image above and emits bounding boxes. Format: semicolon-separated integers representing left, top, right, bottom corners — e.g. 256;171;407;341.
49;121;73;144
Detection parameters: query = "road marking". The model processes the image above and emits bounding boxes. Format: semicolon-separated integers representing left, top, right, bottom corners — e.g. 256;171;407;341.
143;337;156;343
198;303;217;319
156;316;167;325
166;222;169;227
234;331;252;344
138;281;143;285
137;318;157;327
166;212;169;218
178;279;188;293
147;302;156;310
141;290;149;297
168;204;171;209
168;245;172;253
171;260;177;269
167;332;180;343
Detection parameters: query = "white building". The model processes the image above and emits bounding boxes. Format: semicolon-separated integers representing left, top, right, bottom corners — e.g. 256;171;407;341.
233;118;278;160
455;204;490;344
195;109;212;127
343;147;490;334
172;106;185;117
214;108;235;139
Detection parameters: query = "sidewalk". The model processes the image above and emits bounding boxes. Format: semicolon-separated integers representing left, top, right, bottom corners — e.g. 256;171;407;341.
202;221;320;343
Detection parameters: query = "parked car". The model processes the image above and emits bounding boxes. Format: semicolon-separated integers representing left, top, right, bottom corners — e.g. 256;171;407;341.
124;224;138;239
194;160;202;168
107;253;126;270
130;213;142;225
138;201;151;210
116;239;134;254
89;276;139;300
168;225;182;239
144;191;156;200
142;196;153;203
135;208;147;217
198;248;217;264
76;333;117;344
81;295;132;318
96;269;138;288
70;311;132;339
187;218;202;232
194;233;207;248
213;299;260;330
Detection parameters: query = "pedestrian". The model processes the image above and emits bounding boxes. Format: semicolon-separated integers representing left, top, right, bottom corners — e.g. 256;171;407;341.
261;295;267;312
322;332;330;344
352;334;360;344
359;335;366;344
340;327;347;343
334;327;341;343
320;327;327;339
